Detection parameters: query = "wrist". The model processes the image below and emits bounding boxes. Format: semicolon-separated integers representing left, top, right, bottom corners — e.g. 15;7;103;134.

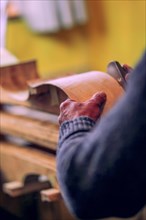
58;116;95;148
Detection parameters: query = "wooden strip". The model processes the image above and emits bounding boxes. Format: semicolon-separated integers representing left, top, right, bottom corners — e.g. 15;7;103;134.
0;141;58;188
41;188;61;202
3;180;51;197
0;87;30;107
0;111;59;150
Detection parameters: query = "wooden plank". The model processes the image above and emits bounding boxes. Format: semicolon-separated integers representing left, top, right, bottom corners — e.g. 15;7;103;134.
0;111;59;150
41;188;61;202
0;87;30;107
0;141;58;188
3;180;51;197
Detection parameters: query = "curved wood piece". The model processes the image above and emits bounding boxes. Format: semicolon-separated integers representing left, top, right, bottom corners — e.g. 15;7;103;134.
31;71;124;115
0;60;124;115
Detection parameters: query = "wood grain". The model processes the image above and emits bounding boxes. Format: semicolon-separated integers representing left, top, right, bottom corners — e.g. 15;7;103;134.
0;111;59;150
0;141;58;188
0;60;39;92
0;87;30;107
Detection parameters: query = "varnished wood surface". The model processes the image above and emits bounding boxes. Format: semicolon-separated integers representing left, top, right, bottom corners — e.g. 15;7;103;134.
0;111;59;151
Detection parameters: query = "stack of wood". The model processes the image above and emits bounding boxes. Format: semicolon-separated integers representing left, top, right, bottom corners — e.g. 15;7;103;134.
0;53;76;220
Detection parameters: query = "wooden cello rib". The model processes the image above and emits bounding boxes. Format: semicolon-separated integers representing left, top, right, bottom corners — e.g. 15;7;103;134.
0;60;124;115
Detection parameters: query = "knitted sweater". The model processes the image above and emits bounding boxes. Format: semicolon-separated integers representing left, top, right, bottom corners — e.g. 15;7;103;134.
57;51;146;219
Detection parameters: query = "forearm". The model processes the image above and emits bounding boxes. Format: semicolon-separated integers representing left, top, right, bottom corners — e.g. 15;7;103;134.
57;51;146;219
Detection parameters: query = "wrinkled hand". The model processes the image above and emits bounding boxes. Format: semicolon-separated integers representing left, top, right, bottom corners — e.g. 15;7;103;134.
58;91;107;125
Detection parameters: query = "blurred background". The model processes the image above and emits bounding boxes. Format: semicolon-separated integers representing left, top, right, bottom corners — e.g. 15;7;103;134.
1;0;146;78
0;1;146;220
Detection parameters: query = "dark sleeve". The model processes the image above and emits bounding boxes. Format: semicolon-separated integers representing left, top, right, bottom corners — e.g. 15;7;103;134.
57;51;146;220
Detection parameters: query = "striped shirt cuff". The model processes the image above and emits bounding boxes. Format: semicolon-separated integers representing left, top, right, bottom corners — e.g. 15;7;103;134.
58;116;95;148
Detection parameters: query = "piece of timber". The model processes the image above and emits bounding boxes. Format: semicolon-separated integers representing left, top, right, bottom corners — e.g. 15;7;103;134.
0;87;31;108
3;179;51;197
0;60;124;115
0;141;58;188
0;111;59;151
41;188;62;202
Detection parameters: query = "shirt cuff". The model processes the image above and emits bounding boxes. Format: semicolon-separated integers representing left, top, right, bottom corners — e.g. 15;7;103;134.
58;116;95;148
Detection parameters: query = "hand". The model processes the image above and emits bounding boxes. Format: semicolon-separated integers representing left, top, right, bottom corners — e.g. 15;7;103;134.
58;91;107;125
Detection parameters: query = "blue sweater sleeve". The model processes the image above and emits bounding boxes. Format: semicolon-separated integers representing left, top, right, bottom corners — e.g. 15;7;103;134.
57;52;146;219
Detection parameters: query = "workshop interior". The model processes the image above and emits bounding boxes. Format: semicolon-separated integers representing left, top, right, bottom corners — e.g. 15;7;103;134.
0;0;145;220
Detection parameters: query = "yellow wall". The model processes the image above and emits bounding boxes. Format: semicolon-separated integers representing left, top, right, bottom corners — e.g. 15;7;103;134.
87;0;146;72
6;0;145;77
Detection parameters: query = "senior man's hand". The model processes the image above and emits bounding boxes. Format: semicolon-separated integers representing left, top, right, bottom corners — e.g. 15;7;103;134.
58;91;107;125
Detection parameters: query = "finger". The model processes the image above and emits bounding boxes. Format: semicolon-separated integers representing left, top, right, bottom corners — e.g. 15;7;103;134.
89;91;107;106
59;98;74;110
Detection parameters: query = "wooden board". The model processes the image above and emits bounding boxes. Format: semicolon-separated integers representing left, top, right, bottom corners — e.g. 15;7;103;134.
0;87;31;107
0;111;59;151
0;141;58;188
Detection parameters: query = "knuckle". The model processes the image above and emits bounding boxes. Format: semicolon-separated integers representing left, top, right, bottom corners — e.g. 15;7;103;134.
60;99;70;110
